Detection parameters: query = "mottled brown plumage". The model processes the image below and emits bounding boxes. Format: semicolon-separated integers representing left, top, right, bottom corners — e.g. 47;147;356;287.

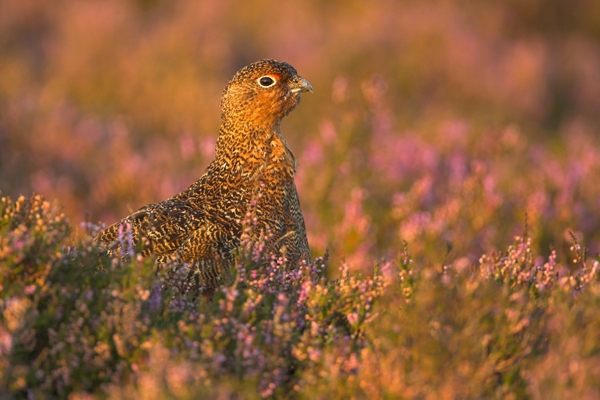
98;59;312;295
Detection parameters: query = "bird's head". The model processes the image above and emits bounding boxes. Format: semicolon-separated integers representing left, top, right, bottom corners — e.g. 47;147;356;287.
220;59;313;130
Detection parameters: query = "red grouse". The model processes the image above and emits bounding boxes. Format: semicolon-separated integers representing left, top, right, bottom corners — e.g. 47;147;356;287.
99;59;312;296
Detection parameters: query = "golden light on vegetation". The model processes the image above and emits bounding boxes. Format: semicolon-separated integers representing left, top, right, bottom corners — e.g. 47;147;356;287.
1;0;600;397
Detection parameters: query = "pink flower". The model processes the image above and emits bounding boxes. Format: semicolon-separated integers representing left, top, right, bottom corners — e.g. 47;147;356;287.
347;312;359;325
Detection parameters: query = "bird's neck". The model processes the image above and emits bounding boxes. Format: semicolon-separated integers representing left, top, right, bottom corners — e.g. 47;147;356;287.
215;120;297;179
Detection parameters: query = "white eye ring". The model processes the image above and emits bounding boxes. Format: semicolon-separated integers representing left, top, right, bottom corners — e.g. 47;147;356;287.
257;75;277;88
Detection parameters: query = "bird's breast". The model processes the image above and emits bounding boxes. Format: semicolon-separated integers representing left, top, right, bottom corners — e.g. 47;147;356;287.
267;135;297;178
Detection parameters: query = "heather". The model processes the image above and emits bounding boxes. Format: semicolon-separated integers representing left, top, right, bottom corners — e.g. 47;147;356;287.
2;0;600;398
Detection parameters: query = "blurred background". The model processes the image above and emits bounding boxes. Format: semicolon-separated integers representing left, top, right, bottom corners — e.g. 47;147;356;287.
1;0;600;267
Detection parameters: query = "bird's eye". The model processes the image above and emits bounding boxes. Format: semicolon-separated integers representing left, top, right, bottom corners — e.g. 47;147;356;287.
258;76;276;88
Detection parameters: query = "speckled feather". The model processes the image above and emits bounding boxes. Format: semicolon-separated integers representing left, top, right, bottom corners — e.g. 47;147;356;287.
98;59;312;295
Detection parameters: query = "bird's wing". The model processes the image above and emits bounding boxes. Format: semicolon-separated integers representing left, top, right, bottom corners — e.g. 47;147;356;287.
98;199;205;256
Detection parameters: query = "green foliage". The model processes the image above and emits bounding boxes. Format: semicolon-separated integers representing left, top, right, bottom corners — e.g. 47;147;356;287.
1;194;599;398
0;194;383;398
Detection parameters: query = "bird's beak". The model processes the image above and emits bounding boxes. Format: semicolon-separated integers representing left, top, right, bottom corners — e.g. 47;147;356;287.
289;76;314;94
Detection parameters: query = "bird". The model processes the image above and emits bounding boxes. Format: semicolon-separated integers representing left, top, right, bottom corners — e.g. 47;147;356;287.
98;59;312;297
